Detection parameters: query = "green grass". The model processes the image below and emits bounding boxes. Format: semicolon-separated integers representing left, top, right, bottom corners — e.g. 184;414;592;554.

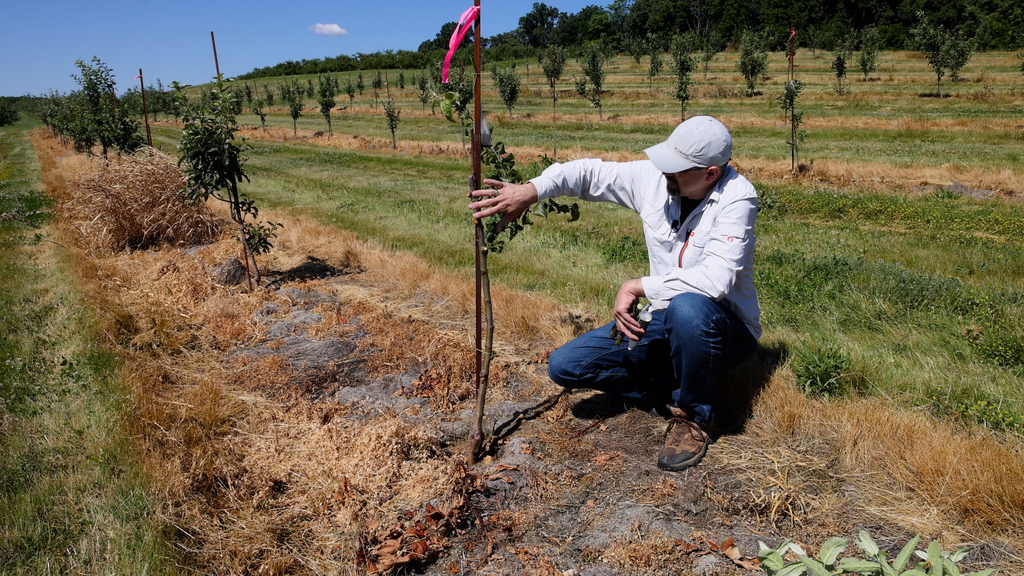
0;119;176;575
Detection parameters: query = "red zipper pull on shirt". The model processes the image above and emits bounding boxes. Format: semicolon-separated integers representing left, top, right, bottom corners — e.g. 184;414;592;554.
678;229;694;267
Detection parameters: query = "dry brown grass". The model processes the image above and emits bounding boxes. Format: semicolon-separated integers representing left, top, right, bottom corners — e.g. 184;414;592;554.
715;370;1024;546
55;147;218;255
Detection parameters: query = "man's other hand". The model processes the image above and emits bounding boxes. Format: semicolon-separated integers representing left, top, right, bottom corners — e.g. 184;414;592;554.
468;179;538;232
613;279;646;341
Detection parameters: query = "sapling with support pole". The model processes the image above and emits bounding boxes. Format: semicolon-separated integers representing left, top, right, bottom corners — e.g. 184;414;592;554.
137;69;152;148
442;1;579;465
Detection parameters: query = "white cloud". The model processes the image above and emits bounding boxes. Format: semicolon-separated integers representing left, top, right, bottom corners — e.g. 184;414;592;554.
309;23;348;36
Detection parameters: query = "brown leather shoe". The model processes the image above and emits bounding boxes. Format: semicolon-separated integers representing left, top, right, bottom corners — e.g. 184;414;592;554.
657;405;712;471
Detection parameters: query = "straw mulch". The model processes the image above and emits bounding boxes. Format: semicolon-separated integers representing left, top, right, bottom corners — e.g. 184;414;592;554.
60;148;219;255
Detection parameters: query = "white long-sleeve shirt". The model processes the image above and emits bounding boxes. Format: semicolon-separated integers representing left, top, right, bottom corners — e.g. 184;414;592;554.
530;159;762;339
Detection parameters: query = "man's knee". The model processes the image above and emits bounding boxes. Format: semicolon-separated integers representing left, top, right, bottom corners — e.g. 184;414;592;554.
665;292;719;328
547;345;579;387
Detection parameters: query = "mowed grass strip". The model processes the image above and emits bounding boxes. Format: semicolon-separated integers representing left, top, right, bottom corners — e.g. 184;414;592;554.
0;121;175;574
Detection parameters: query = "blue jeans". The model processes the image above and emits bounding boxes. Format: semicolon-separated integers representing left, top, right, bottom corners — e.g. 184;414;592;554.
548;293;757;426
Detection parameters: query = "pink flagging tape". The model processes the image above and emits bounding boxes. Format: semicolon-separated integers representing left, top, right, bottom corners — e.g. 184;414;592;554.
442;5;480;84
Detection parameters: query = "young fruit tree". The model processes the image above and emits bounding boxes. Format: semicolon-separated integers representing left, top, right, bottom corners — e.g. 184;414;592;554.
831;37;852;95
383;72;400;150
575;41;608;120
541;45;566;160
372;70;383;109
777;79;807;172
858;26;880;80
737;29;769;97
286;81;303;135
700;30;722;79
670;33;697;121
344;76;355;106
263;84;275;106
178;76;280;289
415;72;432;113
493;66;521;117
647;45;663;91
317;74;337;137
250;98;266;131
911;11;974;97
69;57;145;158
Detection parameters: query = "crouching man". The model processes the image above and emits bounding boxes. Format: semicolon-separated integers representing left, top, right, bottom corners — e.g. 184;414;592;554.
470;116;761;470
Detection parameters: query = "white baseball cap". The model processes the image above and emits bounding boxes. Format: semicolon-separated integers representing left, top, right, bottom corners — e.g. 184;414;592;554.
644;116;732;173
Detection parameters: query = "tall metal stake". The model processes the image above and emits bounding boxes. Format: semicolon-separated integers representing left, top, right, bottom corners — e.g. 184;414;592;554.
138;69;152;148
211;31;221;77
468;0;491;465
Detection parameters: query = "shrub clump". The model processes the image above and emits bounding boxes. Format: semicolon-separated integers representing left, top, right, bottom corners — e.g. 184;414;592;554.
62;149;219;255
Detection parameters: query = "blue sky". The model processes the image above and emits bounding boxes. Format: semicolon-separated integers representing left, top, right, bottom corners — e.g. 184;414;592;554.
0;0;597;97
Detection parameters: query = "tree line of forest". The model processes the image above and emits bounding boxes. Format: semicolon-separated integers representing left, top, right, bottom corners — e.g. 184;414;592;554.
237;0;1023;80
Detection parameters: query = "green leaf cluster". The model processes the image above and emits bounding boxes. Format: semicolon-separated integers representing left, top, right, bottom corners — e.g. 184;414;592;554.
757;531;996;576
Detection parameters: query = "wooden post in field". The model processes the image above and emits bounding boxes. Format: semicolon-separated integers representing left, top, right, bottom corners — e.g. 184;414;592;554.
138;69;152;148
469;0;492;465
211;31;221;77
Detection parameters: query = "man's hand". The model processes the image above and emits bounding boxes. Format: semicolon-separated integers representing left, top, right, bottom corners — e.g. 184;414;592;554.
613;279;646;341
469;179;538;233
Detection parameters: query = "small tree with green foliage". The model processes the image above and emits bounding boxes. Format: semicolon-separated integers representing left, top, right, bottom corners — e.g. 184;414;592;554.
737;30;769;97
493;66;521;117
700;30;721;79
858;26;880;80
317;74;336;137
250;97;266;131
399;72;405;89
383;73;400;150
344;76;355;107
626;34;646;64
372;70;383;109
243;82;253;104
647;46;663;91
286;85;303;135
542;45;566;160
306;78;315;98
911;11;974;97
263;84;275;106
778;80;807;172
356;72;365;96
670;34;697;121
415;73;432;113
178;76;280;288
575;42;608;120
831;36;853;95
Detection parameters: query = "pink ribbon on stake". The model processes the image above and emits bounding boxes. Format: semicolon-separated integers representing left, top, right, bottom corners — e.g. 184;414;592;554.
441;5;480;84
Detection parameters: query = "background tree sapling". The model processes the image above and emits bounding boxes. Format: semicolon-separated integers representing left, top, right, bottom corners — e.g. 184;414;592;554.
831;35;852;95
541;45;566;160
372;70;383;109
858;26;880;80
317;74;337;137
738;29;770;96
670;34;697;121
778;79;807;172
493;66;521;117
383;72;400;150
700;30;722;79
575;41;608;120
251;97;266;131
647;43;663;91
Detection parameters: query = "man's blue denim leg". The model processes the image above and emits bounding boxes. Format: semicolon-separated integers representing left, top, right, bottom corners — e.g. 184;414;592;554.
548;293;756;426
